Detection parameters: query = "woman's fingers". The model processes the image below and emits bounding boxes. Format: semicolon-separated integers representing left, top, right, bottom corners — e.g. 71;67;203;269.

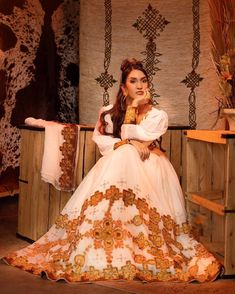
140;146;150;161
130;140;150;161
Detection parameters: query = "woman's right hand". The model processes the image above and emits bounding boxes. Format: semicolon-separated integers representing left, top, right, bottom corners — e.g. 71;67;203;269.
129;140;150;161
131;89;150;107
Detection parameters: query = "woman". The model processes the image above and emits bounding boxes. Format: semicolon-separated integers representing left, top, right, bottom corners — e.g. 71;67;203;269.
3;59;222;282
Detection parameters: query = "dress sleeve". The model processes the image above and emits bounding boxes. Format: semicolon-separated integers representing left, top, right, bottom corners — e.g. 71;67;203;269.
92;106;121;156
121;108;168;141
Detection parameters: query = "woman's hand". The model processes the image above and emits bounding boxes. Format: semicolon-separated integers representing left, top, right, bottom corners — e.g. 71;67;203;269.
129;139;150;161
131;89;150;107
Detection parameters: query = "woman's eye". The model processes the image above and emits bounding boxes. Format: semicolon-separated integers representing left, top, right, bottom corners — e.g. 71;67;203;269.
130;80;136;83
142;79;147;83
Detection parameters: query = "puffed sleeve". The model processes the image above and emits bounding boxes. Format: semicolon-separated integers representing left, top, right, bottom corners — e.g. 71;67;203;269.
121;108;168;141
92;106;121;156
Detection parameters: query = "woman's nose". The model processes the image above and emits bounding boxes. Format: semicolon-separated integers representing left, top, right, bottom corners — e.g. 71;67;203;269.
136;81;143;89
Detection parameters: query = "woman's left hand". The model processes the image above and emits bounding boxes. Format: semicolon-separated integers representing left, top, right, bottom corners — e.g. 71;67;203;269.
129;140;150;161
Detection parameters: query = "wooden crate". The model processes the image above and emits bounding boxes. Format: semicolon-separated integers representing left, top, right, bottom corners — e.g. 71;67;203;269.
18;126;100;240
18;125;188;241
183;130;235;275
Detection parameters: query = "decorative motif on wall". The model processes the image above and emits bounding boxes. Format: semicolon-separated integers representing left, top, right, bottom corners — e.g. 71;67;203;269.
95;0;116;106
133;4;170;105
181;0;203;129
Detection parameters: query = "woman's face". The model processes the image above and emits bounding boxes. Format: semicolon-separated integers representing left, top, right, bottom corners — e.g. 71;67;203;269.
122;69;149;100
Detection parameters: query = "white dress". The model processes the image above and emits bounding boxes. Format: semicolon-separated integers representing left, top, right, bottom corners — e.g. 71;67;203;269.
3;105;222;282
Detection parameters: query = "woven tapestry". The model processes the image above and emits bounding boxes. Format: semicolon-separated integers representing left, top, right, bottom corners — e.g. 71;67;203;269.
79;0;222;130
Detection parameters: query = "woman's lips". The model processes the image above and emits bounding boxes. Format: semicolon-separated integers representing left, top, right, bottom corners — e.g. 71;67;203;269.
136;91;144;95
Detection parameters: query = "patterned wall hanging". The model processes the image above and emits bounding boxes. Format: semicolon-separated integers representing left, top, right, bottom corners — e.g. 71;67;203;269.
95;0;116;106
181;0;203;129
0;1;44;176
133;4;170;105
52;0;80;123
0;0;79;178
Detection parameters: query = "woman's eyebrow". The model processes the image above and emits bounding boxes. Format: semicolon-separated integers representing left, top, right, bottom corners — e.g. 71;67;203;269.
127;76;146;80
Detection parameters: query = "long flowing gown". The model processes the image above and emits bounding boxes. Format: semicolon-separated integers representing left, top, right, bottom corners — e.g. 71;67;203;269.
3;105;222;282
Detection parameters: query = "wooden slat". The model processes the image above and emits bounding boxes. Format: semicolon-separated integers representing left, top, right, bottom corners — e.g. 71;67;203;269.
185;139;200;193
211;200;225;244
170;129;182;180
48;185;61;229
185;201;201;238
161;130;171;159
181;131;187;191
224;214;235;274
211;144;225;244
198;142;213;191
76;130;85;186
19;129;31;181
186;130;235;144
191;190;223;200
199;141;213;243
30;131;49;240
203;242;224;262
60;191;72;211
18;130;35;238
83;130;96;177
17;182;30;237
224;139;235;274
18;130;50;240
186;193;225;216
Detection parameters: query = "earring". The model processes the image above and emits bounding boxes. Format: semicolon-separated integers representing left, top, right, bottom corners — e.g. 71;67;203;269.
123;91;127;98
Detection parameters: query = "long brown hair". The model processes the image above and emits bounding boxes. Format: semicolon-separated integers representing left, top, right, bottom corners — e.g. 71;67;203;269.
99;58;150;138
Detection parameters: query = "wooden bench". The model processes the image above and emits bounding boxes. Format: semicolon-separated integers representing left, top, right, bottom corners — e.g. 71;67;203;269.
17;125;188;241
183;130;235;275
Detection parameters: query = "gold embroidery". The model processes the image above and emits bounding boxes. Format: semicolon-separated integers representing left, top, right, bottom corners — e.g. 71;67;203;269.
103;265;119;279
4;184;222;283
149;207;161;223
149;234;164;248
55;214;69;229
148;220;160;234
162;215;174;231
123;106;137;124
132;215;143;226
84;266;101;280
114;139;129;150
106;185;121;201
91;217;125;263
194;243;214;258
133;232;149;249
134;254;146;264
138;264;153;281
90;191;103;206
123;189;135;206
121;261;137;280
59;124;78;191
136;198;149;214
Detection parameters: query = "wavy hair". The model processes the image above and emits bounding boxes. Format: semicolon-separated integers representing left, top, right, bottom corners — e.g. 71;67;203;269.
98;58;151;138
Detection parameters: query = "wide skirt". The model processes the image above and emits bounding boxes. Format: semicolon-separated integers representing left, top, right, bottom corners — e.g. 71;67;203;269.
3;144;222;282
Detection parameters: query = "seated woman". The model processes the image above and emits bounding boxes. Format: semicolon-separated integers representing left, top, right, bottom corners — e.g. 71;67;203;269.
2;59;222;282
